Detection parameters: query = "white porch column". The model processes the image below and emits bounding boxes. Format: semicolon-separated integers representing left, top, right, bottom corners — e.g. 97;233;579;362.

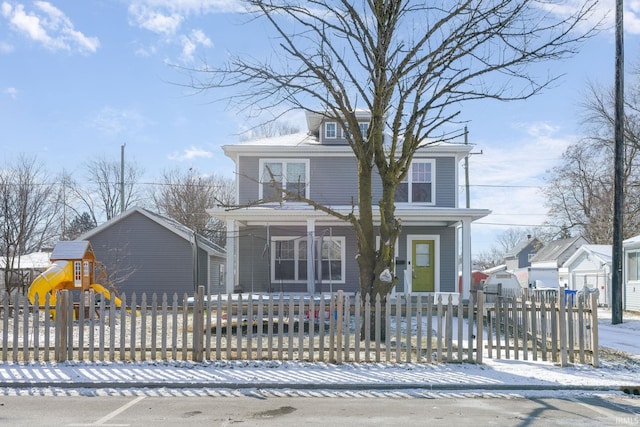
306;219;316;294
461;217;472;300
225;219;237;294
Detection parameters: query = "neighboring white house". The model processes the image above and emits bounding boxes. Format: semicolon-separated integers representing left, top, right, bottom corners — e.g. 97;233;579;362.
513;236;589;288
622;235;640;312
562;244;611;307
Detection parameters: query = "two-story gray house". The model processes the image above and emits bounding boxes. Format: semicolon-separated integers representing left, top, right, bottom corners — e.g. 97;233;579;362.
208;110;490;297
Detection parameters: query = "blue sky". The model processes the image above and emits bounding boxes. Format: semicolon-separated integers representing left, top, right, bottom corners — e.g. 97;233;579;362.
1;0;640;256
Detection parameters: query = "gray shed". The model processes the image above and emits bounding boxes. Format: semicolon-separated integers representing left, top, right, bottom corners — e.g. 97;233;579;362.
78;207;226;301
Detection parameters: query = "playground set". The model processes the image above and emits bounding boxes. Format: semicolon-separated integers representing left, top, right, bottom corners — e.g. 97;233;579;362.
27;241;122;313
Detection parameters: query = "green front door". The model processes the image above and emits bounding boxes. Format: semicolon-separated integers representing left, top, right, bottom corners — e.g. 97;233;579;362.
411;239;435;292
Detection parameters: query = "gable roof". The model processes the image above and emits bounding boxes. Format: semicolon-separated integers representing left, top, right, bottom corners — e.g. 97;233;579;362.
563;244;612;268
78;207;225;257
504;236;542;258
530;236;587;263
624;234;640;248
50;241;93;260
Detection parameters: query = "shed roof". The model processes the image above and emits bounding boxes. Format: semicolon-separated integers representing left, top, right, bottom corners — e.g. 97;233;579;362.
78;207;225;258
504;236;542;258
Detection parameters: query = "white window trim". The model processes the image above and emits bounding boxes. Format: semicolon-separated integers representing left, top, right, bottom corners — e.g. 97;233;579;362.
627;250;640;282
270;235;346;284
258;158;310;201
397;159;436;205
319;235;346;284
325;122;338;139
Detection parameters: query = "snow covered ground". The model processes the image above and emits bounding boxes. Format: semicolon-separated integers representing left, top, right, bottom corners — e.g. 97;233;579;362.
0;307;638;395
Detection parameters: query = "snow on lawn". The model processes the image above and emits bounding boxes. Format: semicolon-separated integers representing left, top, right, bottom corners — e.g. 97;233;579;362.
0;306;638;393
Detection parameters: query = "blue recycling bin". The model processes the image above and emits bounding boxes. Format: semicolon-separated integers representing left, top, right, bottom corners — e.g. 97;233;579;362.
565;289;577;305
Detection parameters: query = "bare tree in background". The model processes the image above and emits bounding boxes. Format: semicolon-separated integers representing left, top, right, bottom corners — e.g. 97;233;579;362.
151;169;235;247
473;227;542;269
65;156;145;225
544;71;640;243
189;0;598;338
238;121;300;142
0;156;61;296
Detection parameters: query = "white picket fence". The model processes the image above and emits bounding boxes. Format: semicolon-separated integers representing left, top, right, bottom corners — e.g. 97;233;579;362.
0;288;598;366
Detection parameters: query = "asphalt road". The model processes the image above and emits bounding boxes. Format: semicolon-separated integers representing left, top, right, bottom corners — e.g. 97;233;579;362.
0;389;639;426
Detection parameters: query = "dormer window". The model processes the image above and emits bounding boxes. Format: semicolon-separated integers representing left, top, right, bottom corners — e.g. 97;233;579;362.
395;160;435;204
259;159;310;201
359;122;369;137
325;122;337;139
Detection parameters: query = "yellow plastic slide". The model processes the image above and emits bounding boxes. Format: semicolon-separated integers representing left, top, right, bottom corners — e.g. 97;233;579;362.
28;261;123;308
27;260;72;307
89;283;123;307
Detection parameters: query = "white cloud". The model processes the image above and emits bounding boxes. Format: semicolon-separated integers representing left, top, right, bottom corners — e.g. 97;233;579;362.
538;0;640;35
4;87;17;99
168;146;214;161
180;29;212;62
466;121;574;252
1;1;99;53
128;4;183;36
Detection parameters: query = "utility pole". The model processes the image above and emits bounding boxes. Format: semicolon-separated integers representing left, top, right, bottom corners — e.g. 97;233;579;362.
612;0;624;324
120;144;126;214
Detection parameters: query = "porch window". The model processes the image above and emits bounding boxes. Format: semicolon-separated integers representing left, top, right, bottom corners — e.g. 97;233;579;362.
321;238;343;281
260;159;309;201
395;160;434;204
629;252;640;281
273;238;296;281
271;236;345;283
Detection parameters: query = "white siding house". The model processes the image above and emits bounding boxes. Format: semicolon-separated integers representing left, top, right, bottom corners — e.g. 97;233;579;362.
623;235;640;312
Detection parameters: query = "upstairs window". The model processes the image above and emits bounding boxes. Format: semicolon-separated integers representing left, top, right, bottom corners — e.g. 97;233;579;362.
358;122;369;138
325;122;337;139
260;159;309;201
395;160;435;204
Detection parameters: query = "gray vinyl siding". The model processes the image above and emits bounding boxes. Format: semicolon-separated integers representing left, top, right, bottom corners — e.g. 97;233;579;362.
435;157;456;208
237;155;359;206
87;213;200;302
237;155;456;208
236;225;359;294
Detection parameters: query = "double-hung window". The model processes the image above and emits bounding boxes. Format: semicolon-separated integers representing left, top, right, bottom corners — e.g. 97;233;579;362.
271;236;345;283
325;122;337;139
629;252;640;281
395;160;435;204
358;122;369;138
260;159;309;201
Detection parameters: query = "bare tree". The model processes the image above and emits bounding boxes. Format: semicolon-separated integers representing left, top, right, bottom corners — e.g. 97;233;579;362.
0;156;61;295
544;70;640;243
151;169;235;247
473;247;504;270
189;1;598;336
65;156;145;225
238;121;300;141
473;227;542;269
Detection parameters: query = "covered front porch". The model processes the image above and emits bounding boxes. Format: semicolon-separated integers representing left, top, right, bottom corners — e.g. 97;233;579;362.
207;205;489;299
